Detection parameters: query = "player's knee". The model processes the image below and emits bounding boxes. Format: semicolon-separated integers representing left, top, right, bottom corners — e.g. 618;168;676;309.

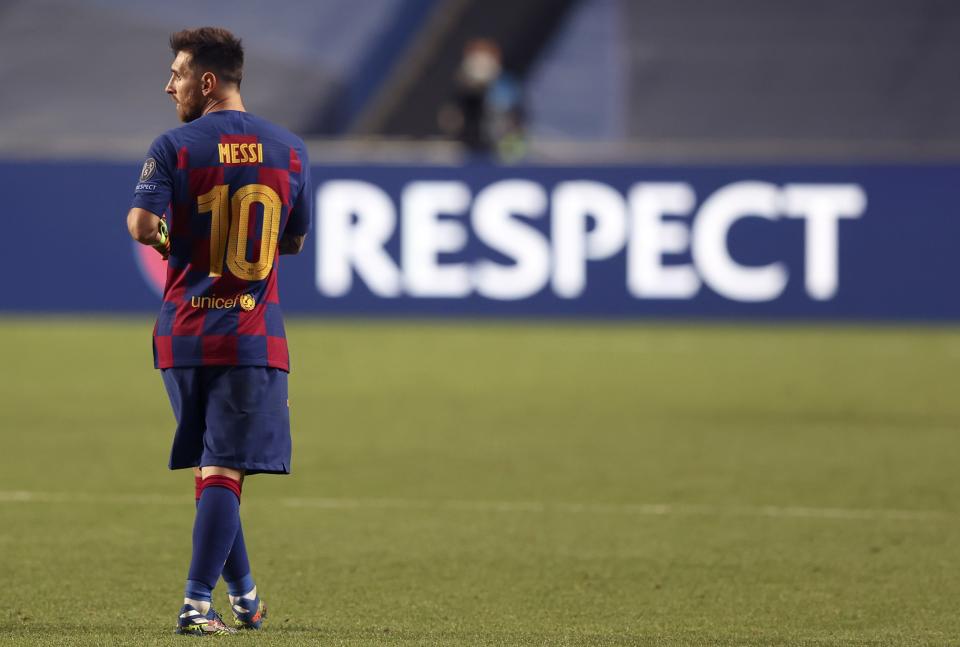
200;465;244;481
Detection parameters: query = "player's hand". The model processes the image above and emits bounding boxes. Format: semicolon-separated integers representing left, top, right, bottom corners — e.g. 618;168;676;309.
152;218;170;260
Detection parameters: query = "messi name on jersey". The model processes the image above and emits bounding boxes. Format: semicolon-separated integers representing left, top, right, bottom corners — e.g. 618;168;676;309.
218;141;264;165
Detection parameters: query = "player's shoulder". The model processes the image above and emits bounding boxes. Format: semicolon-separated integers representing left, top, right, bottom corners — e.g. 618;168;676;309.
148;126;181;150
147;112;307;168
241;113;308;152
147;121;201;159
156;116;217;147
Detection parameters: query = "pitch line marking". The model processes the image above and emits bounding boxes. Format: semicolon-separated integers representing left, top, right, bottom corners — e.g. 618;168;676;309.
281;497;944;521
0;490;946;522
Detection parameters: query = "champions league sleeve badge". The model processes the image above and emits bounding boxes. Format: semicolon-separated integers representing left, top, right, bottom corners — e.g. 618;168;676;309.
140;157;157;182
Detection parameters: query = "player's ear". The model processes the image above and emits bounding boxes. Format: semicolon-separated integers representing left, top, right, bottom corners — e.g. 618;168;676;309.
200;71;217;96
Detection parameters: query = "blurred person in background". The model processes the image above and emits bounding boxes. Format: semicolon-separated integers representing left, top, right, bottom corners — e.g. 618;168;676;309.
438;38;526;161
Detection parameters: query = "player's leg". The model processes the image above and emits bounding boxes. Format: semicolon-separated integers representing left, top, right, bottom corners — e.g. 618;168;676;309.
191;465;259;624
185;445;261;630
185;466;244;611
178;465;242;635
193;465;255;613
161;369;237;635
193;466;202;503
194;466;256;615
197;366;289;629
219;472;262;628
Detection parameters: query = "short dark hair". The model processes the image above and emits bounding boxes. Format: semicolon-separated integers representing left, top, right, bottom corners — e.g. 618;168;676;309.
169;27;244;86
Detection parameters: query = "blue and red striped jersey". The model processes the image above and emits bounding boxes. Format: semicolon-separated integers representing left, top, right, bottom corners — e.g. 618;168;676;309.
131;110;311;371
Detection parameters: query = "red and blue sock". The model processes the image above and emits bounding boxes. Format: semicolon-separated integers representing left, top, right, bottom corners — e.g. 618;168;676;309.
193;476;256;598
184;475;242;611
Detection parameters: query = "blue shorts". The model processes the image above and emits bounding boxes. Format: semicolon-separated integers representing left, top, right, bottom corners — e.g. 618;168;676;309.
161;366;291;475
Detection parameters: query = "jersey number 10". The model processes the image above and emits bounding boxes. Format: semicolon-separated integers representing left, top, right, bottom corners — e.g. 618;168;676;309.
197;183;282;282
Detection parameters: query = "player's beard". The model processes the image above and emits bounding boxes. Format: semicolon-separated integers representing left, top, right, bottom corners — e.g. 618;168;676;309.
176;87;205;123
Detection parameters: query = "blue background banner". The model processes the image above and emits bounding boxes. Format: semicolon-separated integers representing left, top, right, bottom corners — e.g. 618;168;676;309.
2;161;955;319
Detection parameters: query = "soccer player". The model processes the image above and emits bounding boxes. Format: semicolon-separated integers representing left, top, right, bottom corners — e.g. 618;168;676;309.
125;27;311;635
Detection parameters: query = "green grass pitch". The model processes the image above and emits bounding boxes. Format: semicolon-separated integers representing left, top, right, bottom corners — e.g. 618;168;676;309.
1;318;959;646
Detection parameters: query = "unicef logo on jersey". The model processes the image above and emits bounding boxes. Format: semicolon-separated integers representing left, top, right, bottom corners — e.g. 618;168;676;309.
189;294;256;310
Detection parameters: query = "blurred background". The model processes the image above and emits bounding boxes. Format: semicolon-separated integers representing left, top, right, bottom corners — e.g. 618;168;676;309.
4;0;960;159
3;1;960;643
2;0;959;318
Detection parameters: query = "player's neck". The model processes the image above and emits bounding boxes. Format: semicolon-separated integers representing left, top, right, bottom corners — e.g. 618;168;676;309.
201;94;245;116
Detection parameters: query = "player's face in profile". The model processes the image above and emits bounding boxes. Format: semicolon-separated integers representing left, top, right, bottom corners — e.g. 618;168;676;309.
165;51;204;123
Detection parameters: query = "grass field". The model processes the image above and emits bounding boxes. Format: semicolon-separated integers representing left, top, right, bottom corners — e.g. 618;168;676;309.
2;318;960;646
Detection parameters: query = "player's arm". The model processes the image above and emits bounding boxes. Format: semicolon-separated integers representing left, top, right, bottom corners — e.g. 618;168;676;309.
280;145;312;256
129;134;175;258
127;207;170;258
127;207;163;244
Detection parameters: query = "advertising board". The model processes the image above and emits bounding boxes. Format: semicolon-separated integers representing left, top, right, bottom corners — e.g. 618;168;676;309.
2;162;954;319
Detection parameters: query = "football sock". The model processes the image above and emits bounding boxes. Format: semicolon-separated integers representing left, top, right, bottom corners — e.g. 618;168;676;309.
183;580;212;615
223;530;255;598
228;583;258;616
184;476;242;612
194;475;256;600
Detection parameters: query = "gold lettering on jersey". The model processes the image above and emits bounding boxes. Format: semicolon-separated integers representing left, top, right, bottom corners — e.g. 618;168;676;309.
190;294;257;310
191;296;236;309
217;142;264;165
